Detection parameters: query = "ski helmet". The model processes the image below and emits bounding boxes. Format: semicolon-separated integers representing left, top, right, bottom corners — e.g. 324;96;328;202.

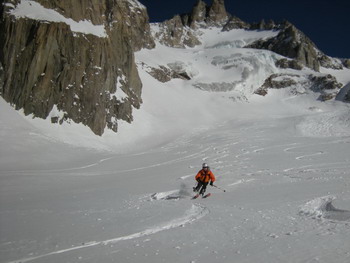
202;163;209;168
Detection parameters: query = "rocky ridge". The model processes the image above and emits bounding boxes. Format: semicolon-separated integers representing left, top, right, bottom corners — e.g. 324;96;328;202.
246;21;347;72
149;0;349;102
153;1;348;72
153;0;229;48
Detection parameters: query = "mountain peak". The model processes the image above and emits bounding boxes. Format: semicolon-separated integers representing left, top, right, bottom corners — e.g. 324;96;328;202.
207;0;228;25
189;0;228;28
188;0;207;27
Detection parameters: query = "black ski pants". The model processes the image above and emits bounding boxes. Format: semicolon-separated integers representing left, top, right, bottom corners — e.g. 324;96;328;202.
195;181;208;195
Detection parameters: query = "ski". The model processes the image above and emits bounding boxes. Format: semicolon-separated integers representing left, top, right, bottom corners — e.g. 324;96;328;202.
192;193;211;199
192;194;200;199
203;193;211;198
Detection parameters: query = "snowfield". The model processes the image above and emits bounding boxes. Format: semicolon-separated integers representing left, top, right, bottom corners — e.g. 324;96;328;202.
1;24;350;263
9;0;107;38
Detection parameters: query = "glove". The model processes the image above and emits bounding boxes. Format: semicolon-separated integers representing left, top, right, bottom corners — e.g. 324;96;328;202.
210;181;213;186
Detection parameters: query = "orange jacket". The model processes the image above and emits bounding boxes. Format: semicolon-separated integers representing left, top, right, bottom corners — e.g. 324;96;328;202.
195;169;216;183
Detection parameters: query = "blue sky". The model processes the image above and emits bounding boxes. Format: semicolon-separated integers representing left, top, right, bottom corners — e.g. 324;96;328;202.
139;0;350;59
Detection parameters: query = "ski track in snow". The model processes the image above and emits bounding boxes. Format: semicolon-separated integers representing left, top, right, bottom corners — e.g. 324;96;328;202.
6;204;209;263
2;147;212;176
112;148;211;174
295;151;325;160
252;142;301;154
4;147;210;176
227;178;255;187
178;174;193;180
283;161;350;173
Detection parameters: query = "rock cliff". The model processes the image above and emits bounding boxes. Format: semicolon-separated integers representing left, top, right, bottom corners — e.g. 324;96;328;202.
0;0;154;135
153;0;230;48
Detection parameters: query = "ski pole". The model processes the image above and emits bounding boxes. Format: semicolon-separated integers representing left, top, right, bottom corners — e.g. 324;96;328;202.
212;184;226;192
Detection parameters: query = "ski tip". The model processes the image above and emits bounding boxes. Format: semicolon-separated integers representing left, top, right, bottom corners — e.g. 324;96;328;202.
192;193;211;199
203;193;211;198
192;194;200;199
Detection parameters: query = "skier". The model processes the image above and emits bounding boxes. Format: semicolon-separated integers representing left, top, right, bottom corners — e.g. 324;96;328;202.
193;163;216;197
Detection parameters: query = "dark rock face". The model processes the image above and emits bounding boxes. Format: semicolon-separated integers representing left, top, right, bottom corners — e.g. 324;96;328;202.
146;65;192;83
335;83;350;103
318;55;343;70
153;15;201;48
256;73;343;101
185;0;228;28
185;0;207;28
247;22;321;71
255;74;300;96
342;59;350;69
345;91;350;102
222;16;249;31
309;74;343;95
154;0;229;48
207;0;228;26
0;0;154;135
312;75;342;101
246;21;346;72
250;19;277;31
275;58;303;70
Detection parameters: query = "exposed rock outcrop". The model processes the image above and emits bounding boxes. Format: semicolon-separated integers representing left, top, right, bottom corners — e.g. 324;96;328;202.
247;22;321;71
183;0;207;28
146;66;174;83
1;0;154;135
345;90;350;102
255;74;301;96
152;15;201;48
343;59;350;69
183;0;229;28
318;54;343;70
335;83;350;103
246;21;346;72
309;74;343;91
143;61;197;83
222;16;249;31
145;65;191;83
250;19;278;31
206;0;229;26
256;73;343;101
275;58;303;70
153;0;230;48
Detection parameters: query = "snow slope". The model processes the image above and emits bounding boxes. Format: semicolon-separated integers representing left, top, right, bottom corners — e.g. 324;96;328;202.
9;0;107;37
1;26;350;263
